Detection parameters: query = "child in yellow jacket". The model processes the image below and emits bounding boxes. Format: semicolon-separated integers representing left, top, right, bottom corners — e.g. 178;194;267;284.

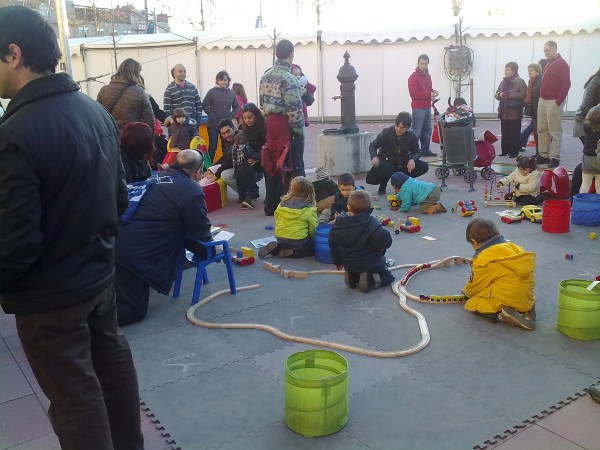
463;218;536;330
258;176;318;258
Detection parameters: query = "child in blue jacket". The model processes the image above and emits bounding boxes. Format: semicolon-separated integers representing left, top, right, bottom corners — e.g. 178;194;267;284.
390;172;446;214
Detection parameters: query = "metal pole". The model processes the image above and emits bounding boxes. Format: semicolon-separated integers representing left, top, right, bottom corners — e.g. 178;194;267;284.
54;0;72;75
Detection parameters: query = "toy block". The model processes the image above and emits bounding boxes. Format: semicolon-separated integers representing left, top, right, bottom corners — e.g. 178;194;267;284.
263;261;281;273
241;246;255;257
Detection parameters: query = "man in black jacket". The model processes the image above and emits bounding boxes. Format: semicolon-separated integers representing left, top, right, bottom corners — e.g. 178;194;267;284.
115;150;212;325
367;111;429;195
0;6;143;449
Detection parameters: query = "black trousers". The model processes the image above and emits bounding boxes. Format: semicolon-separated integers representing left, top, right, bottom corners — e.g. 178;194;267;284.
235;165;260;200
15;285;143;450
374;158;429;190
264;172;284;216
115;264;150;326
500;119;521;156
570;163;583;201
291;130;306;177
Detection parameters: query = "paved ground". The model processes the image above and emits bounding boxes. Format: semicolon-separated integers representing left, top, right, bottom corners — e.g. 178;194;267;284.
2;119;599;450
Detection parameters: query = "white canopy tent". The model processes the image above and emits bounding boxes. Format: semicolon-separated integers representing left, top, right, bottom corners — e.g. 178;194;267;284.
68;16;600;121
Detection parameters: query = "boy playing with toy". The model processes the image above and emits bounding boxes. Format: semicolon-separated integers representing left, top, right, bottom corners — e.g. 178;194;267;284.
462;218;536;330
328;190;395;293
319;172;356;223
390;172;446;214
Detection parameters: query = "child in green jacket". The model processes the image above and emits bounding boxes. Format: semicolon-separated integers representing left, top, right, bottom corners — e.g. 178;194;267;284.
259;176;318;258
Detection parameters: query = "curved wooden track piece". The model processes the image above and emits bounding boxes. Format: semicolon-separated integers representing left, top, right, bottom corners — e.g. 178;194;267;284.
186;256;471;358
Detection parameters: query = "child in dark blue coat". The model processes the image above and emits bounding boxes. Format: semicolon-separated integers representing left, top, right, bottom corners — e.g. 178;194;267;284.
329;190;394;293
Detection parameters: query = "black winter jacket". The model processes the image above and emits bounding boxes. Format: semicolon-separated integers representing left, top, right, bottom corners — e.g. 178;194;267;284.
0;73;128;314
328;211;392;273
369;127;422;168
115;168;212;294
330;191;349;219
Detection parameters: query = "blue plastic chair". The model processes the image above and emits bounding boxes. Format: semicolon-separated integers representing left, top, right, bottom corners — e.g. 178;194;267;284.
172;238;237;305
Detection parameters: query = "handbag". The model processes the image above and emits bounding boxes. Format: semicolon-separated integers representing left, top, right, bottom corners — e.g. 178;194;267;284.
507;99;525;110
365;165;380;185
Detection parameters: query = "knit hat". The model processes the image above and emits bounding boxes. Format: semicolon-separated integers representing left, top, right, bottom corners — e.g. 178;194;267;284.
315;166;330;181
390;172;409;189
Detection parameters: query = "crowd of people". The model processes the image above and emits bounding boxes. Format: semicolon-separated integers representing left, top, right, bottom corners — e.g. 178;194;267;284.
1;6;599;449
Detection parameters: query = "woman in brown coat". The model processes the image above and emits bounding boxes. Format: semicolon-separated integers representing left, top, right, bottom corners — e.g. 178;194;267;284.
97;58;154;132
495;62;527;158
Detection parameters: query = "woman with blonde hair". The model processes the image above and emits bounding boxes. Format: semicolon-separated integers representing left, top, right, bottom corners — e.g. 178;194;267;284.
258;176;318;259
97;58;154;132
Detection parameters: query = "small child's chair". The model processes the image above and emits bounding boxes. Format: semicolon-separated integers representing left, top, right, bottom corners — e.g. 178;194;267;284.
172;238;237;305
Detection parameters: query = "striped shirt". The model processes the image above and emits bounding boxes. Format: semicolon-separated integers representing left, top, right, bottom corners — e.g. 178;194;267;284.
163;80;203;124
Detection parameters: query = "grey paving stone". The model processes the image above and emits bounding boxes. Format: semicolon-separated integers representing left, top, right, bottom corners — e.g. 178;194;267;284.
4;433;61;450
0;395;54;449
0;364;33;403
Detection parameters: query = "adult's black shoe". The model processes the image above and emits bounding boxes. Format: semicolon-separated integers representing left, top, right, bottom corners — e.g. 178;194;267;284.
421;151;438;157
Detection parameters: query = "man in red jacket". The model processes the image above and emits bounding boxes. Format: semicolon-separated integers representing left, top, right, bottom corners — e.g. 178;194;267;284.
407;54;439;157
536;41;571;168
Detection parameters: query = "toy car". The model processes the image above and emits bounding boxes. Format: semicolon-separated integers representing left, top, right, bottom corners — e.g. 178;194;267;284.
387;194;400;211
231;256;255;266
501;213;523;224
451;200;477;217
397;223;421;234
376;215;394;227
520;205;542;223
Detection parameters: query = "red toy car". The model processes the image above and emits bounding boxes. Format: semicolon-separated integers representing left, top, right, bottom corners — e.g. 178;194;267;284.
231;256;255;266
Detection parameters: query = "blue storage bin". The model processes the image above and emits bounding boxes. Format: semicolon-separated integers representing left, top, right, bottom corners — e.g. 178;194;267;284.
314;224;333;264
571;193;600;227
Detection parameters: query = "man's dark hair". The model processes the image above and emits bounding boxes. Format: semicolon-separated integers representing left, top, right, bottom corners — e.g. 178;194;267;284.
417;54;429;63
275;39;294;60
0;6;61;73
218;118;235;130
545;40;557;49
395;111;412;128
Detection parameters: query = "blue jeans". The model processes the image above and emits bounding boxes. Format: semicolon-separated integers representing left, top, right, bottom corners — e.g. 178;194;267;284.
411;107;433;153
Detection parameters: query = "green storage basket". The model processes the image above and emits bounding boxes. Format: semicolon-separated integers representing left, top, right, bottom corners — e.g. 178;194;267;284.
284;349;348;437
556;279;600;340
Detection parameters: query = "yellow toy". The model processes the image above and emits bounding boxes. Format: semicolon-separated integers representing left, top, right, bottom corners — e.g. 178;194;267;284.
387;194;400;211
451;200;477;217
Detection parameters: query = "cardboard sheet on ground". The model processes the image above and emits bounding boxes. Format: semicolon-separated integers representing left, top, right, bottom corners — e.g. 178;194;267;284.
251;236;277;248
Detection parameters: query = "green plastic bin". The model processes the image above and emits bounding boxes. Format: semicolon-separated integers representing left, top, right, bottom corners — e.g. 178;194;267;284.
284;349;348;437
556;279;600;340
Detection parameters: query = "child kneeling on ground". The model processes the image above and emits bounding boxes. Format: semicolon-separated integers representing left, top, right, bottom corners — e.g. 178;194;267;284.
462;217;536;330
390;172;446;214
328;190;395;293
259;176;318;258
